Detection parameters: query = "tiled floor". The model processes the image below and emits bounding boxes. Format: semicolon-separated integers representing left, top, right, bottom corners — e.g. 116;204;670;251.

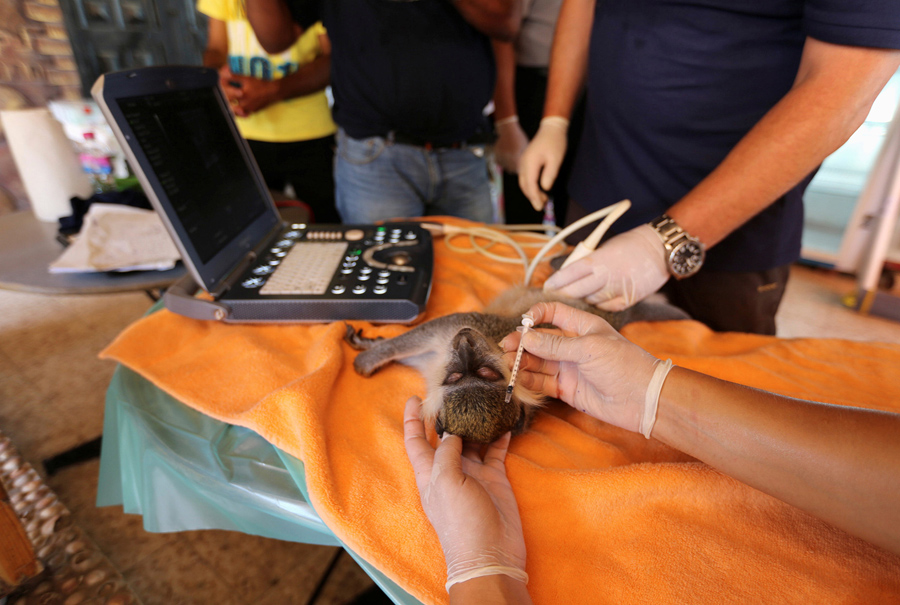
2;263;900;604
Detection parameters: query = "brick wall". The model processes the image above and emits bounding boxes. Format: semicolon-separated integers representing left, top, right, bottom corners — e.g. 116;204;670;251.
0;0;82;216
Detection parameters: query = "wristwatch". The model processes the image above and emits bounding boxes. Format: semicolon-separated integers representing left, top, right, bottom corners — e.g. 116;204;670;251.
648;214;706;279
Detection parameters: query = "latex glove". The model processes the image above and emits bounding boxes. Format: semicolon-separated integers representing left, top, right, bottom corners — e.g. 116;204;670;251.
500;302;668;436
543;223;670;311
403;396;528;591
517;116;569;212
494;118;529;174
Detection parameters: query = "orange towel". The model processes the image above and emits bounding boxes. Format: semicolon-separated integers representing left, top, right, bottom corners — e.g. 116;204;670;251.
101;218;900;604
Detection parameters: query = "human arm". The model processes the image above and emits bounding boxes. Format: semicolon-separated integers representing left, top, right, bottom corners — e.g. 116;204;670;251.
544;39;900;308
453;0;521;42
225;32;331;117
666;38;900;247
501;301;900;557
203;17;229;69
517;0;595;208
403;396;532;604
245;0;302;53
492;41;529;174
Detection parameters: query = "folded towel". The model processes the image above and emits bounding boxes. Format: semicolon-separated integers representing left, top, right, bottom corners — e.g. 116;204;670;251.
101;218;900;604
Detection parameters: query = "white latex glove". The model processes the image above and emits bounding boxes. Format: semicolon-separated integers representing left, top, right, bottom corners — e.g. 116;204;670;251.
500;302;671;437
543;223;670;311
403;396;528;591
517;116;569;212
494;118;529;174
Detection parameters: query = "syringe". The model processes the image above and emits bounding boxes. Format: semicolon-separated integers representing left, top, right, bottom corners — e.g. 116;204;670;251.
505;315;535;403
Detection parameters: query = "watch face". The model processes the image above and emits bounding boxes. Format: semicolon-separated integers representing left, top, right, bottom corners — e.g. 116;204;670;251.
670;240;705;278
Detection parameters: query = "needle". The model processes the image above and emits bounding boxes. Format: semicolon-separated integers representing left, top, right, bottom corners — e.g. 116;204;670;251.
505;315;534;403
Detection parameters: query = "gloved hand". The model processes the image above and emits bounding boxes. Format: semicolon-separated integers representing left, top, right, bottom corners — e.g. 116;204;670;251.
543;223;670;311
493;117;529;174
517;116;569;212
403;396;528;591
500;302;672;437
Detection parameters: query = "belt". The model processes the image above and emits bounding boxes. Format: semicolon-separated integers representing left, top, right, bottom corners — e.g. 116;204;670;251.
389;131;494;150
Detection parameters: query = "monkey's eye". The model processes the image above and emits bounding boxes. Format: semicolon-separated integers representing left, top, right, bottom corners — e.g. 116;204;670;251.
445;372;463;384
476;366;501;381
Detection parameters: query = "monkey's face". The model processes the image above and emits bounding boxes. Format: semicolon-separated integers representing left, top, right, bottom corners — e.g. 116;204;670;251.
434;328;528;444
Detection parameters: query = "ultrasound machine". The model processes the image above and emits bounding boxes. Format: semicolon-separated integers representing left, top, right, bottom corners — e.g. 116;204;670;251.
92;66;433;324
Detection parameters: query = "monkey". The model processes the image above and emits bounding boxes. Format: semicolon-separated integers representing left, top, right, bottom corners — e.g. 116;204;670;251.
344;286;690;444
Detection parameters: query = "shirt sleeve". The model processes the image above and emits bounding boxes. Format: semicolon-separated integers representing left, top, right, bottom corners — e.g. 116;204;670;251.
804;0;900;49
196;0;227;22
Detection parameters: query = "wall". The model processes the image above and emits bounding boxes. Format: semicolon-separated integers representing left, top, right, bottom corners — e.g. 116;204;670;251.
0;0;82;216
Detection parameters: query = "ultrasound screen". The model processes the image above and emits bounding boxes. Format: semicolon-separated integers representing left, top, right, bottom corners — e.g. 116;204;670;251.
119;87;268;264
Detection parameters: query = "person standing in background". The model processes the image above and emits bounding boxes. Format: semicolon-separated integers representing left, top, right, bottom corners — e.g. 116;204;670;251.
245;0;521;225
200;0;341;223
492;0;584;227
518;0;900;334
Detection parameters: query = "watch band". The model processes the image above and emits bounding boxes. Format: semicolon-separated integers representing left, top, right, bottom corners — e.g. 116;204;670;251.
650;214;690;249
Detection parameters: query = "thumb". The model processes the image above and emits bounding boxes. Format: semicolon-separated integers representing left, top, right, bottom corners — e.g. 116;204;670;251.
539;161;559;192
432;433;464;480
522;330;587;364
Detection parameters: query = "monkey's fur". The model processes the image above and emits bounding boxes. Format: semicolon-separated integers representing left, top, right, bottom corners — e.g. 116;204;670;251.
344;287;689;444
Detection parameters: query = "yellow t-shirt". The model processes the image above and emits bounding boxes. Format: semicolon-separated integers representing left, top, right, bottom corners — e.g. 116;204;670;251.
197;0;336;143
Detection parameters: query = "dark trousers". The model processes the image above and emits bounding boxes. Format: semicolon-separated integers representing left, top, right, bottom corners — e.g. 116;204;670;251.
502;66;585;227
660;264;791;335
248;135;340;224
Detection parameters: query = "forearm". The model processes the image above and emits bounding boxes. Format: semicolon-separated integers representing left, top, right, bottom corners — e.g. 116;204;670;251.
453;0;521;42
654;367;900;556
492;40;518;120
541;0;594;119
449;575;532;605
668;40;900;247
274;54;330;101
202;50;227;69
245;0;299;53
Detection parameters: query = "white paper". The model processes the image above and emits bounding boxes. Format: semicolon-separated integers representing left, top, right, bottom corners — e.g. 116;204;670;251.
49;204;181;273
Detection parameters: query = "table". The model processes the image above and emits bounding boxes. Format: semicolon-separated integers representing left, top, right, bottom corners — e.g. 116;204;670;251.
0;210;184;295
98;363;418;605
0;209;186;473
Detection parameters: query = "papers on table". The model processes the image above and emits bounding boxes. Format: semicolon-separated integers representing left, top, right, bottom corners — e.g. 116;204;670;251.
49;203;181;273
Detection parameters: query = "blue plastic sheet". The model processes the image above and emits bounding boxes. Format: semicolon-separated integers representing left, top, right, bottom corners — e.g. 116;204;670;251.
98;364;417;604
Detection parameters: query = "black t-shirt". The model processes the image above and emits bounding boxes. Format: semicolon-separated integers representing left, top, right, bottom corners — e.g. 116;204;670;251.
288;0;496;146
568;0;900;272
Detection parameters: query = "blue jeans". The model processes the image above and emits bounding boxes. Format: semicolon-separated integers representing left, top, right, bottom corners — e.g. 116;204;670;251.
334;129;494;224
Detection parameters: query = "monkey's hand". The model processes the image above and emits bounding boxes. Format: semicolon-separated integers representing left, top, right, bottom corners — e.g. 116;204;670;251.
343;324;383;351
501;302;665;436
404;397;528;591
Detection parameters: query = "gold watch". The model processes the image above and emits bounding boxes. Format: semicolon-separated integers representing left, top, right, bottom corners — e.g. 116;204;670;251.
649;214;706;279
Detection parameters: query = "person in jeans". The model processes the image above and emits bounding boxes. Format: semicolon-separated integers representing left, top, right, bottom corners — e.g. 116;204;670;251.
245;0;521;224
